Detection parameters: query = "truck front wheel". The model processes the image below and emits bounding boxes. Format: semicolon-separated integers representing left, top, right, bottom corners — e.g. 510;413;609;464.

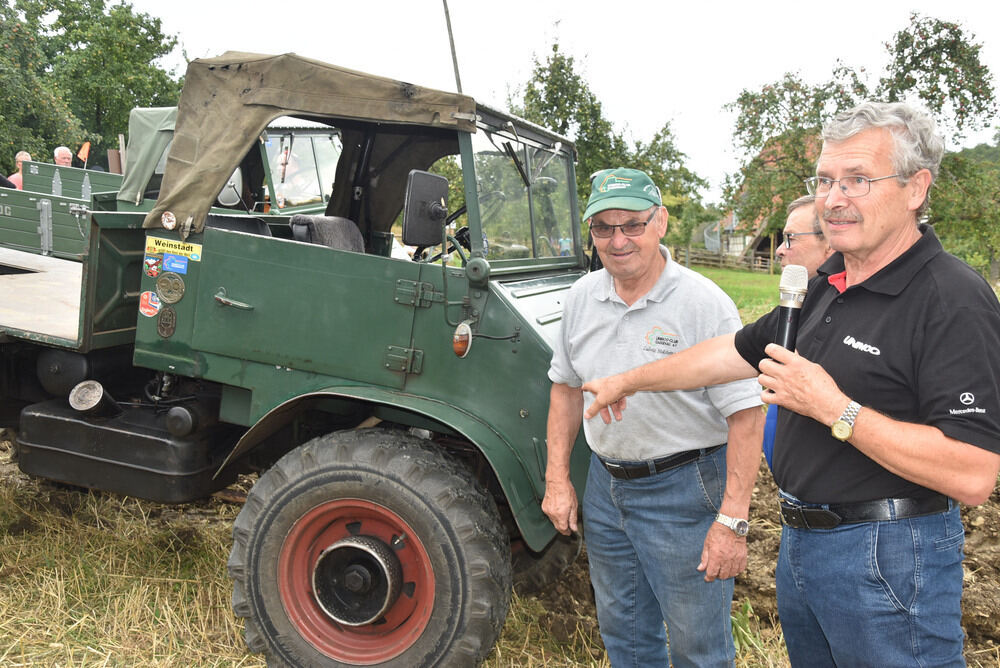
228;428;511;667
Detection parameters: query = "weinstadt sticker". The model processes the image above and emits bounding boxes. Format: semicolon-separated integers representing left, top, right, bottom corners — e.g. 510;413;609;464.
139;291;161;317
146;237;202;261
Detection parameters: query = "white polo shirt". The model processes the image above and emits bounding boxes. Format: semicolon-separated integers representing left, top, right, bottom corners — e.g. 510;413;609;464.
549;246;761;460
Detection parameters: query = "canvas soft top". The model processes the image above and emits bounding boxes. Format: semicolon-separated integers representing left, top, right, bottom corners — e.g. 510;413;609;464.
143;51;476;236
118;107;177;206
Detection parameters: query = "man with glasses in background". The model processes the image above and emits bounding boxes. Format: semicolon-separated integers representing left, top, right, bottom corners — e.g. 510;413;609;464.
775;195;832;277
582;103;1000;666
542;167;762;667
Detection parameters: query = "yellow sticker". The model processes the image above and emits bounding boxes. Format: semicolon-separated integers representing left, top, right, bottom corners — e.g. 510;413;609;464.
145;237;203;261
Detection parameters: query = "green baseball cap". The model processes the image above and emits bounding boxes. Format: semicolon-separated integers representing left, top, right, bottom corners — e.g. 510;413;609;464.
583;168;662;220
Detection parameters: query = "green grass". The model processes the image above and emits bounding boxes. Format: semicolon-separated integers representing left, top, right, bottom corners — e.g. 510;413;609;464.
690;265;781;323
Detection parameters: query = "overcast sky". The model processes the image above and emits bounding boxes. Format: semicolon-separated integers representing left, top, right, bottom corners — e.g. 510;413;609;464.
130;0;1000;201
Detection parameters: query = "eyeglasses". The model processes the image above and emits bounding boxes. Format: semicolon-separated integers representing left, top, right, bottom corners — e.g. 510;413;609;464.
782;231;824;249
589;208;657;239
804;174;901;198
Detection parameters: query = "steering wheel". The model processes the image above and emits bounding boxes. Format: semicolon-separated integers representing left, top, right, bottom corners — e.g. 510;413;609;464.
413;205;471;263
418;226;470;265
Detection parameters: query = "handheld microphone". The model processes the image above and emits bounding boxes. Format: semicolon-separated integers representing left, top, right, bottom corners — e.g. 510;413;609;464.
775;265;809;350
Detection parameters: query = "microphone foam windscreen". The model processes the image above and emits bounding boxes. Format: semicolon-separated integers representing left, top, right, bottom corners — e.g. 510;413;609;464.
779;264;809;293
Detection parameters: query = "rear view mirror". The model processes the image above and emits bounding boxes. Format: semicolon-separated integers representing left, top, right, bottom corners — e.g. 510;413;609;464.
402;170;448;247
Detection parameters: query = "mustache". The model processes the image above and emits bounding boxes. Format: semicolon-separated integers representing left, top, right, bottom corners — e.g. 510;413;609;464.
823;210;862;223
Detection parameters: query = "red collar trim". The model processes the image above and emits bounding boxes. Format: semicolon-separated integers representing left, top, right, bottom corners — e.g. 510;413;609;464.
827;271;848;294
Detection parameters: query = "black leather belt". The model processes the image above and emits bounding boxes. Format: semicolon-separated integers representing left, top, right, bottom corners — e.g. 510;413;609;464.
779;494;950;529
599;444;723;480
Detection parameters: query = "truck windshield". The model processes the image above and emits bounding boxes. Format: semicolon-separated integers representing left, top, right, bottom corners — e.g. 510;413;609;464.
263;132;342;208
471;128;575;261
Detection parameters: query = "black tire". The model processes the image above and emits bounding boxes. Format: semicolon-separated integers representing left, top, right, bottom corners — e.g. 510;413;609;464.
228;428;511;667
511;532;582;595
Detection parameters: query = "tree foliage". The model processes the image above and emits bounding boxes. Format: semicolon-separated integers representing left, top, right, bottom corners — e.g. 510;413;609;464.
515;43;707;244
0;2;83;170
726;13;997;254
49;0;182;161
0;0;181;173
932;147;1000;282
723;73;857;236
880;14;997;140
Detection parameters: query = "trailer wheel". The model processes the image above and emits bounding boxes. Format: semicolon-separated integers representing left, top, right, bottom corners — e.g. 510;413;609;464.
228;428;511;667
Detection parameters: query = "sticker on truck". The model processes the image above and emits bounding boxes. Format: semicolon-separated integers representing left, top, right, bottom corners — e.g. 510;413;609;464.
146;237;202;261
139;291;161;317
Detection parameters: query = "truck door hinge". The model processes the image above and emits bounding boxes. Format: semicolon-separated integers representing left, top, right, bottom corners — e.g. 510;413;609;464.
383;346;424;374
394;279;444;308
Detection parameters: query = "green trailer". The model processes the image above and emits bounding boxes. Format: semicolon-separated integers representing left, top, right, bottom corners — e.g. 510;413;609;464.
0;51;590;667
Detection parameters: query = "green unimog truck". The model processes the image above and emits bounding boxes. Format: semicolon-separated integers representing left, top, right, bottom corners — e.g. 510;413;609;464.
0;51;591;666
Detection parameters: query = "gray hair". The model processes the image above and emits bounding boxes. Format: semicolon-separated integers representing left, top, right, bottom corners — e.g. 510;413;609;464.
14;151;31;163
822;102;944;216
786;195;823;235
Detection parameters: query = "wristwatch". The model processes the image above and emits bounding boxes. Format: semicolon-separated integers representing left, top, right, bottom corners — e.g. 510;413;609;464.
831;400;862;441
715;513;749;537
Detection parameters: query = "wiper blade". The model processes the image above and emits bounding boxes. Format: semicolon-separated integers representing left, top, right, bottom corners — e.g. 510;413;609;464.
502;141;531;189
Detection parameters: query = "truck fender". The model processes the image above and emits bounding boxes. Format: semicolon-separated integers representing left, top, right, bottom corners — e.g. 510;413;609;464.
217;386;558;551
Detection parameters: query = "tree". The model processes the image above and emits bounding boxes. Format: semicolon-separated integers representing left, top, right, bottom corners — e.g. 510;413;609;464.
726;13;996;247
723;73;854;237
48;0;183;166
0;2;83;171
932;147;1000;283
1;0;183;170
880;13;997;141
515;43;705;242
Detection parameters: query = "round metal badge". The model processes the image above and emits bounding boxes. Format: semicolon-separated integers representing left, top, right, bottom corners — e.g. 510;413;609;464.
157;305;177;338
155;272;185;304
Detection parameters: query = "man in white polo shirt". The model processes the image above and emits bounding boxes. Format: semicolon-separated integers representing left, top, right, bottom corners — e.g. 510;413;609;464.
543;168;762;667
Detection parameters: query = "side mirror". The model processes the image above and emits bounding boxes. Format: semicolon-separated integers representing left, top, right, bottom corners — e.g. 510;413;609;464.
402;170;448;247
216;166;244;207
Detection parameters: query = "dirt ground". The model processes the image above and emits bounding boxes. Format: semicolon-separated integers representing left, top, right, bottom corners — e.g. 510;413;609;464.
531;458;1000;665
3;434;998;664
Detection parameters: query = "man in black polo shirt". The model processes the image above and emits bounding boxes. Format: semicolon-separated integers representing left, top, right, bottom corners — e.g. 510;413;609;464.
581;101;1000;667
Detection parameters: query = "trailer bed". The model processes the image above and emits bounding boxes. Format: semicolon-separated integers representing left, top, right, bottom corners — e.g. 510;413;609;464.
0;247;81;343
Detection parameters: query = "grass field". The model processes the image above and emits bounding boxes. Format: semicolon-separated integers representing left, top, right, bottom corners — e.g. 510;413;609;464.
0;266;784;667
690;266;781;323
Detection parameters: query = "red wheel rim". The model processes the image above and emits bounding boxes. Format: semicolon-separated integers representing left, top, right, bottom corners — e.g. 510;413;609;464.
277;498;435;663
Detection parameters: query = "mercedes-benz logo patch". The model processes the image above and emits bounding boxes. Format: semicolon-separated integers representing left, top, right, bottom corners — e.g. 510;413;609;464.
960;392;975;405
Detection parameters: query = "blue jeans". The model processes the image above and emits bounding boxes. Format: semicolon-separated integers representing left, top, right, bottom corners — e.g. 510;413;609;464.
583;447;735;668
776;493;965;667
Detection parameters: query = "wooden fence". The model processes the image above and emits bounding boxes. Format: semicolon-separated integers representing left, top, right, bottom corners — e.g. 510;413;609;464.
672;247;776;274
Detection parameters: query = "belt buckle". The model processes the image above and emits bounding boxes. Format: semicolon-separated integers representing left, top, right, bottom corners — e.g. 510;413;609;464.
779;504;807;528
779;503;842;529
603;461;628;479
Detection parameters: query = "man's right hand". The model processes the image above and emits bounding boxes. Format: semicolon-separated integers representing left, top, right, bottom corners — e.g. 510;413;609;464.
581;375;632;422
542;477;579;535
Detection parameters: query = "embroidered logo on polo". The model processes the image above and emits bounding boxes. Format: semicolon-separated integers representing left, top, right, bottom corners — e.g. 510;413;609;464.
842;335;881;356
643;327;679;355
950;391;986;415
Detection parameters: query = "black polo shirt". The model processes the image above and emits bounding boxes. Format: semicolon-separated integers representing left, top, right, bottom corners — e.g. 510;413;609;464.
735;225;1000;503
